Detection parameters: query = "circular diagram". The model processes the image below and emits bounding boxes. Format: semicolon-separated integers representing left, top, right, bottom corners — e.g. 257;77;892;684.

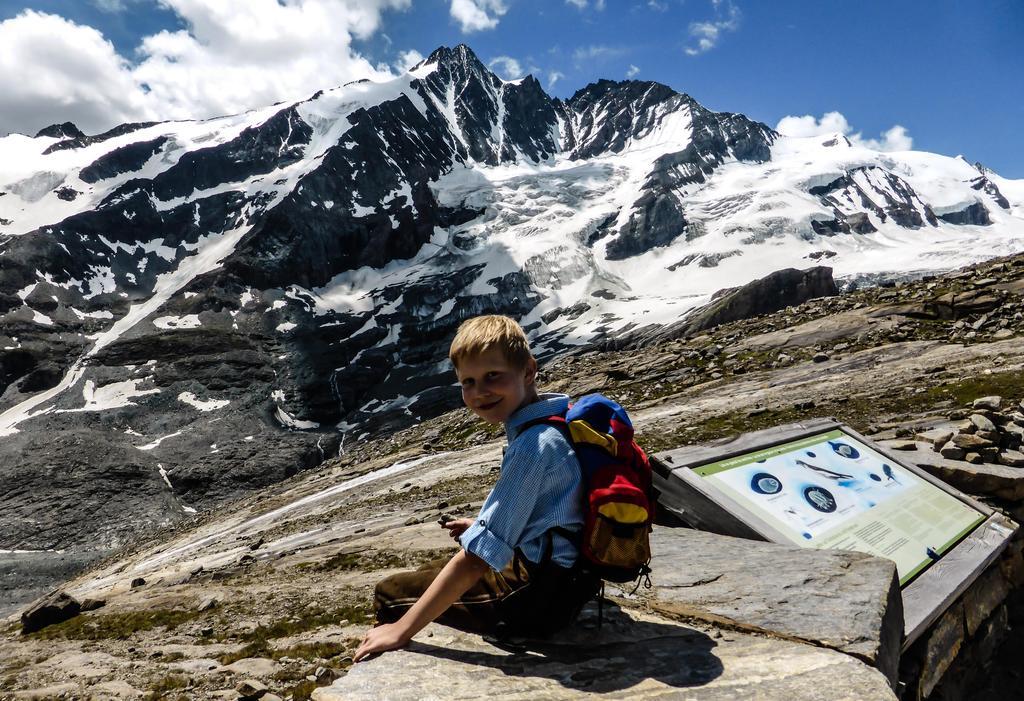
829;441;860;459
803;486;837;512
750;472;783;495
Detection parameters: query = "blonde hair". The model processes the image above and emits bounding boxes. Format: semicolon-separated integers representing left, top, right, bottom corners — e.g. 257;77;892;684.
449;315;534;370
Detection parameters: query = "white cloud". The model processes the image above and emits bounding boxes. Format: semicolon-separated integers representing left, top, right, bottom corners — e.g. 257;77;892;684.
0;2;413;137
92;0;129;11
626;64;640;78
547;70;565;89
565;0;605;9
450;0;508;32
572;44;626;67
775;111;913;152
648;0;669;10
396;49;424;72
488;56;523;80
684;0;740;56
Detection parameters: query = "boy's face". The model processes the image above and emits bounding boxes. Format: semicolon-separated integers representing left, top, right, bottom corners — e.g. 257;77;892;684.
455;347;538;425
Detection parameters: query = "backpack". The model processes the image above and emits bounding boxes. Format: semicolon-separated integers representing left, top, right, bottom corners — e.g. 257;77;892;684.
529;394;654;584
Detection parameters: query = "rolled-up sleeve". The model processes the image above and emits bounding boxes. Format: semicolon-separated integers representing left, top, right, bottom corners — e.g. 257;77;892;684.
460;437;545;571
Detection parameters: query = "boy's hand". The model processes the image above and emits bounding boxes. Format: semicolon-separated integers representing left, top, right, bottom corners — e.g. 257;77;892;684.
440;517;474;541
354;622;410;662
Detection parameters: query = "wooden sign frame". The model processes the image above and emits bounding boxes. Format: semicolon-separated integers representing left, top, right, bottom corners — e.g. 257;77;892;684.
651;417;1018;648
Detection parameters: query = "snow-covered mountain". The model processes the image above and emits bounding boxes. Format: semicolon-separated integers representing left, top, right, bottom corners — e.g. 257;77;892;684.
1;44;1022;556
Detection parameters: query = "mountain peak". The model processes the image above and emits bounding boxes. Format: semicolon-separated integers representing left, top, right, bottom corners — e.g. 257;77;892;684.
34;121;85;140
423;44;485;72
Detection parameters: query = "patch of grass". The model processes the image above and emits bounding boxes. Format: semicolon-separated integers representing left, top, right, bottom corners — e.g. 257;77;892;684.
277;639;355;662
26;608;204;641
144;673;189;701
298;547;456;574
217;604;371;664
218;640;272;665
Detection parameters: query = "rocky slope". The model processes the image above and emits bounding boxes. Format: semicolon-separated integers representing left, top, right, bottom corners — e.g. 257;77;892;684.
2;253;1024;699
2;44;1024;618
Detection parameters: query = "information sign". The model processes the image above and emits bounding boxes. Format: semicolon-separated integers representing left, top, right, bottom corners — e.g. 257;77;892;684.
692;428;986;585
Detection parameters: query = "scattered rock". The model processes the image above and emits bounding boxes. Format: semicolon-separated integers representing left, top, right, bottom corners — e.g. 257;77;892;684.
20;591;81;634
939;442;966;461
885;440;918;451
969;413;998;433
198;595;219;612
951;434;994;451
79;597;106;612
130;577;146;588
973;396;1003;411
225;657;279;677
236;679;268;701
812;352;830;363
916;429;953;449
999;451;1024;468
966;453;984;465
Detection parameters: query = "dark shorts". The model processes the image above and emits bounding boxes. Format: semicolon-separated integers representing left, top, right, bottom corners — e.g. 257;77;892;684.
374;553;601;637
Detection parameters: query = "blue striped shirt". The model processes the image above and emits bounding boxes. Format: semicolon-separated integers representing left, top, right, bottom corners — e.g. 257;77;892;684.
460;393;584;571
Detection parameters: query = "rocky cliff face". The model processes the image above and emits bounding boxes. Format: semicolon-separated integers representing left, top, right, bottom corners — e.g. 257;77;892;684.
0;44;1023;589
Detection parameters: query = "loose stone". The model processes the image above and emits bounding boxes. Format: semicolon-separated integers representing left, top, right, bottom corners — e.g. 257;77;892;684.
999;450;1024;468
973;396;1003;411
952;433;995;450
965;452;984;465
970;413;998;433
939;442;966;460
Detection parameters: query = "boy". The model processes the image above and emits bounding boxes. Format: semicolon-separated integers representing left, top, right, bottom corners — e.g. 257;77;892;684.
354;315;598;662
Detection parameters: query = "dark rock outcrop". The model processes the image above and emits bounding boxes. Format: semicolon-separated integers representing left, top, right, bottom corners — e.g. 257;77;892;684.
625;266;839;347
20;590;81;634
938;202;992;226
34;122;84;140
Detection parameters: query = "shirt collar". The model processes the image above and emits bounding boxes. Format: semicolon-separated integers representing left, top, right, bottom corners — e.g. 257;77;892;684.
505;393;570;442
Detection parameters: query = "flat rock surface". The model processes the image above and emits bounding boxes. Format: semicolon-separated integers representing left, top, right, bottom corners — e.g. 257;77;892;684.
639;529;902;684
315;605;896;701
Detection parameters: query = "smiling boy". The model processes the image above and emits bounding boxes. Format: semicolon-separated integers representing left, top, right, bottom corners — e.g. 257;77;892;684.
354;315;598;662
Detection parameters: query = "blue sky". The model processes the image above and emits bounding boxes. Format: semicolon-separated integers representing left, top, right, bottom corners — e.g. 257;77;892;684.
1;0;1021;176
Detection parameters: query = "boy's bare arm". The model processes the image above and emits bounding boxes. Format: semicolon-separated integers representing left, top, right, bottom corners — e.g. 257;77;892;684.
354;549;491;662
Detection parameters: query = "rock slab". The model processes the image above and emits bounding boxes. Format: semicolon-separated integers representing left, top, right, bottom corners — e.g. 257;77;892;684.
639;529;903;687
314;605;896;701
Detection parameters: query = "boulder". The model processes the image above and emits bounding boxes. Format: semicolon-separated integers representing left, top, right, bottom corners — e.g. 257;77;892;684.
973;396;1003;411
20;590;81;634
969;414;997;434
236;679;268;701
638;529;903;687
999;451;1024;468
939;442;966;461
314;604;896;701
916;429;954;449
951;434;994;451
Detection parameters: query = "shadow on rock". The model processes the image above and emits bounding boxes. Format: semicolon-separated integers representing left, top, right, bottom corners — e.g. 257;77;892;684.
407;601;724;693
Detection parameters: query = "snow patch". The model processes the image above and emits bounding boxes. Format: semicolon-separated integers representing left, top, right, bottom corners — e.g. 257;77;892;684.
177;391;230;412
275;406;320;430
153;314;201;329
60;378;160;412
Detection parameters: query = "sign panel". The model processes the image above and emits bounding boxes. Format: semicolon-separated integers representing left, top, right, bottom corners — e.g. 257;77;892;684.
692;428;986;585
